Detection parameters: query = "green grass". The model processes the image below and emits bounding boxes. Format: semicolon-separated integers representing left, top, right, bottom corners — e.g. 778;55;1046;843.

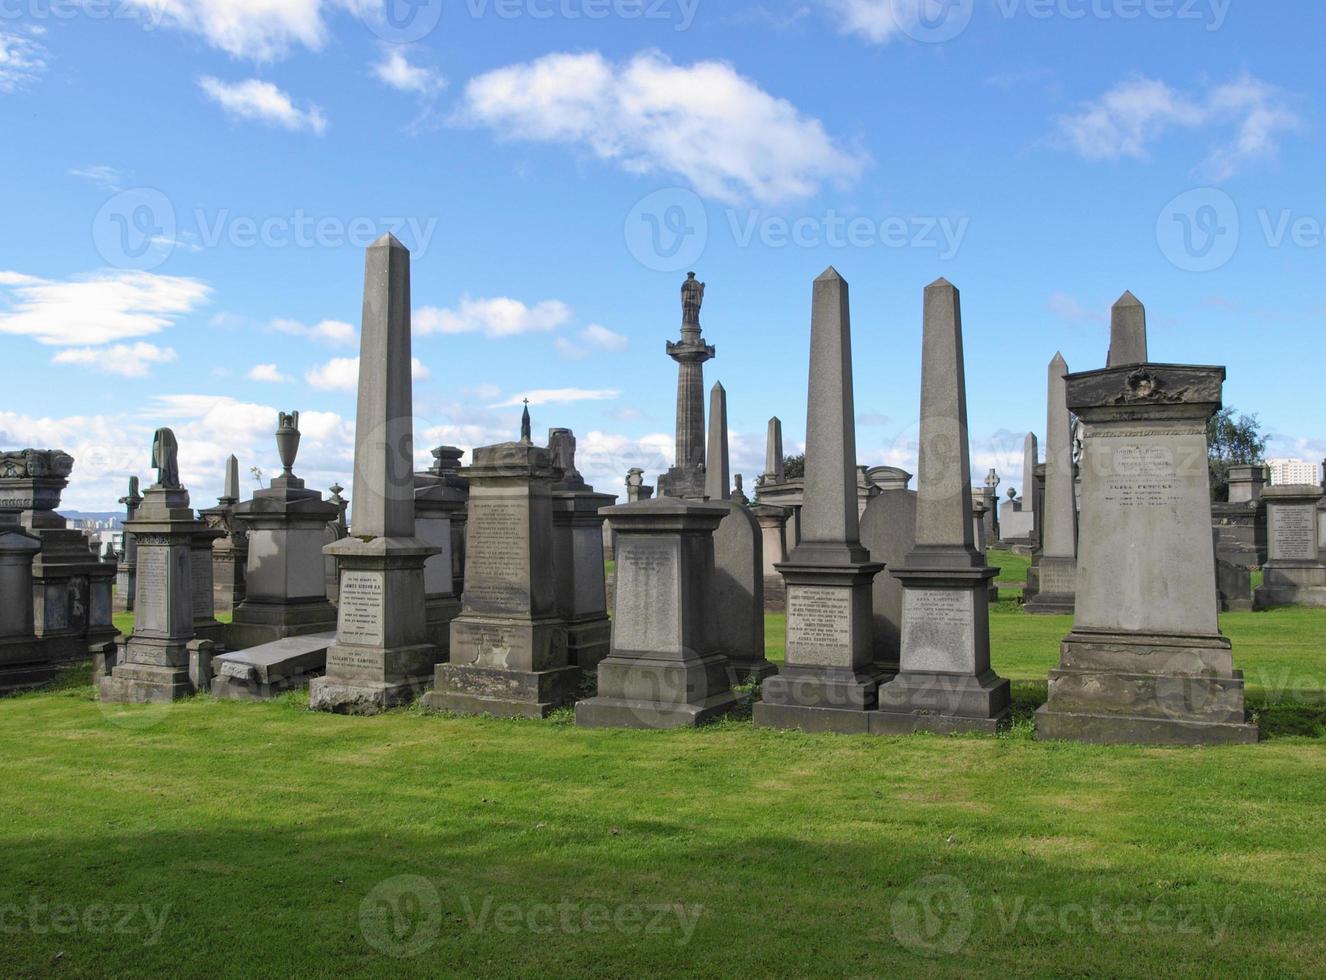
3;604;1326;976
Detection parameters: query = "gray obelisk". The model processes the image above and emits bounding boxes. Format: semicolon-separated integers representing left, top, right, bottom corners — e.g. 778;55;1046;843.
310;234;440;714
223;455;240;503
1107;291;1149;368
705;382;731;501
754;268;885;735
764;418;785;484
873;279;1009;735
1025;352;1077;614
1022;432;1039;547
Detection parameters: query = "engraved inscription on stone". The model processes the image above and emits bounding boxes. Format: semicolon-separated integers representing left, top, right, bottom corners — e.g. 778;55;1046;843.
464;499;529;610
787;586;851;650
338;571;384;646
135;547;168;633
191;548;211;618
1272;504;1317;561
901;588;975;674
1100;442;1184;508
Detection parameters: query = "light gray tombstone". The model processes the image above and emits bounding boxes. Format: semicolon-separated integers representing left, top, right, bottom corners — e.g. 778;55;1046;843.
310;235;441;714
873;279;1009;735
754;268;885;735
712;500;775;682
210;632;336;700
1025;353;1077;614
576;498;739;728
0;529;54;694
1254;485;1326;607
100;429;214;703
859;487;917;676
229;414;340;650
425;442;577;717
1036;295;1257;746
657;272;715;500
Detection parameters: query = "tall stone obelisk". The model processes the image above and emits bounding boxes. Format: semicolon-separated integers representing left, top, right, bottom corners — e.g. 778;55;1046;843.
1025;352;1077;614
310;234;439;714
1107;291;1149;367
657;272;714;500
705;382;731;501
873;279;1009;735
754;268;884;734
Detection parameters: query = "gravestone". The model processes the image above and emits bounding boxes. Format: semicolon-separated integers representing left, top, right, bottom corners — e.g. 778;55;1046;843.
1035;294;1257;745
201;456;248;615
657;273;715;500
751;503;789;610
210;632;336;700
324;482;348;603
999;433;1039;548
754;269;885;735
1025;353;1077;614
228;413;340;650
191;519;226;646
1212;463;1267;568
0;449;116;663
113;476;142;613
547;428;614;676
0;529;55;694
576;498;740;728
99;429;214;703
1254;485;1326;607
859;486;917;676
310;236;440;714
425;440;577;717
874;279;1009;735
415;449;467;655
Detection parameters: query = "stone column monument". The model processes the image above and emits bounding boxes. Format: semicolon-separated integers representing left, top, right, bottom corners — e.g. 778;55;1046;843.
0;529;54;694
763;417;785;486
576;498;740;729
751;503;789;610
100;429;213;703
754;268;885;734
1035;295;1257;745
1255;485;1326;607
113;476;142;613
705;382;730;501
1025;353;1077;614
228;413;340;650
201;456;248;615
657;272;715;500
310;235;440;714
873;279;1009;735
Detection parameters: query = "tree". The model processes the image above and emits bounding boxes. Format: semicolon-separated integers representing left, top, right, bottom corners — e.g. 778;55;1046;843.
783;454;806;479
1208;408;1267;502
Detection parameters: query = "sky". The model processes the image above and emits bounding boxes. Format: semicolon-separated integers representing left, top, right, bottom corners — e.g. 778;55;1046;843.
0;0;1322;513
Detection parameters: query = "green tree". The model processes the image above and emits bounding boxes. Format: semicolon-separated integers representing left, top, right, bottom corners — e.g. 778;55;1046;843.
1208;408;1267;502
783;454;806;479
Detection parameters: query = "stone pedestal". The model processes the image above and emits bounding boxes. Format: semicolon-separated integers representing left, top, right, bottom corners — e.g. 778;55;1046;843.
751;504;788;610
551;487;615;677
112;477;142;613
424;442;578;718
100;484;211;704
1254;486;1326;608
859;488;918;676
576;499;739;729
414;463;466;657
0;529;56;694
191;525;226;646
1035;358;1257;746
228;476;339;650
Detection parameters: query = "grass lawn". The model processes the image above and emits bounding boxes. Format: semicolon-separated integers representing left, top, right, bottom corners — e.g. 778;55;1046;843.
3;587;1325;976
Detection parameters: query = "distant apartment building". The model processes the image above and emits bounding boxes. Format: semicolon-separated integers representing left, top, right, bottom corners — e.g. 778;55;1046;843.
1267;459;1321;487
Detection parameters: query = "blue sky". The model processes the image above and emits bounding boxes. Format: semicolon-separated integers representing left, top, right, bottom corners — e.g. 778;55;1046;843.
0;0;1322;511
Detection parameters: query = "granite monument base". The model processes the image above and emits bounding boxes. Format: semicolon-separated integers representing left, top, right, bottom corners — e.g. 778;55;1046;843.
871;670;1010;735
308;642;438;714
209;632;335;700
1254;563;1326;609
576;652;739;729
424;618;578;719
99;637;213;704
0;639;56;695
1034;630;1258;746
1023;556;1076;615
227;599;339;651
567;616;612;677
425;595;462;659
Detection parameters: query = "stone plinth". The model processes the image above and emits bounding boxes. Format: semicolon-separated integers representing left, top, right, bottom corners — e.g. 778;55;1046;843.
192;525;227;646
859;488;917;676
210;632;335;700
551;488;615;677
0;529;55;694
1035;360;1257;746
576;499;739;729
100;485;211;703
424;442;577;719
414;468;466;656
1255;485;1326;608
751;504;789;610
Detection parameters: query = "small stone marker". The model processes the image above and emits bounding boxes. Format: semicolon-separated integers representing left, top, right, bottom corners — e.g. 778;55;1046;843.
1254;484;1326;607
1025;353;1077;614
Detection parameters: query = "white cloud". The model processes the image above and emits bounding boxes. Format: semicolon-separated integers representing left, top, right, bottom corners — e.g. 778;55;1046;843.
555;323;629;359
374;48;446;96
820;0;912;43
0;269;211;346
69;165;126;192
493;388;621;408
199;76;327;134
53;342;178;378
0;29;49;93
458;50;866;204
247;363;290;383
305;355;428;391
271;317;356;346
1056;73;1300;180
117;0;373;62
415;296;572;338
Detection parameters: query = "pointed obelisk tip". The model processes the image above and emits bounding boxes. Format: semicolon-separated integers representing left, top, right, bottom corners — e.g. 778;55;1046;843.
712;380;725;394
1050;351;1068;370
370;232;408;252
927;276;956;291
1114;290;1142;308
816;266;845;283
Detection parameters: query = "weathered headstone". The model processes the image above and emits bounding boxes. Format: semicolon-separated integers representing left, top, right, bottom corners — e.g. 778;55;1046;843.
1036;295;1257;745
859;486;917;676
229;413;340;650
113;476;142;613
210;632;336;700
873;279;1009;735
1254;485;1326;607
576;498;739;728
658;273;715;500
1025;353;1077;614
754;269;884;734
0;529;54;694
310;235;440;714
414;449;466;655
99;429;213;703
424;441;577;717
